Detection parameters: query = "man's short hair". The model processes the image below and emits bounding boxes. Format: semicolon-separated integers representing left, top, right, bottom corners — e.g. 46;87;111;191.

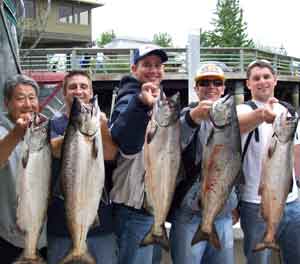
63;70;92;92
4;74;40;101
246;60;276;79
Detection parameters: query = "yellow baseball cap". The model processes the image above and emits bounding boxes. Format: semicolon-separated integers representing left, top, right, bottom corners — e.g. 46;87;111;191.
194;63;225;82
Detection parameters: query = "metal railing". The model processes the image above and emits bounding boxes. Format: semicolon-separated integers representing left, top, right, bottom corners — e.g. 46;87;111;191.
19;47;300;78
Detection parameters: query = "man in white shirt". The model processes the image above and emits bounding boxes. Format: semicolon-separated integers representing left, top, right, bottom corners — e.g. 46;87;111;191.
237;60;300;264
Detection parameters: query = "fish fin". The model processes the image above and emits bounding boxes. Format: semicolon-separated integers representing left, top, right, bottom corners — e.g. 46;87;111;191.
90;215;100;229
191;224;221;249
12;252;46;264
92;136;99;159
22;146;30;168
205;127;214;145
258;182;265;196
253;241;280;252
268;139;277;158
147;123;158;144
59;249;96;264
140;224;170;251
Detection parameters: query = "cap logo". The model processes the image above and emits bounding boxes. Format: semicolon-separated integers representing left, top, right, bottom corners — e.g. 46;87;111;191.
202;64;219;73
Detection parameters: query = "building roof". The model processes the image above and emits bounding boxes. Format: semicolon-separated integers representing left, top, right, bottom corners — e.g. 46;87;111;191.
104;36;156;49
66;0;104;7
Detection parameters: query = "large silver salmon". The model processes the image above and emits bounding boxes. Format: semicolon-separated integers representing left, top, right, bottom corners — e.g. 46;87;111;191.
141;92;181;251
192;94;242;248
15;115;51;264
59;96;105;264
254;111;298;252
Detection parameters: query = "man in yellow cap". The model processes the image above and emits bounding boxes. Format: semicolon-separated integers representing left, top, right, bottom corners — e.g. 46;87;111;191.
169;63;237;264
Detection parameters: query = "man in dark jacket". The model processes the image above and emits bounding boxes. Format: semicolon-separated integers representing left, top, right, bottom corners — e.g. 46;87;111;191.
169;63;237;264
109;45;168;264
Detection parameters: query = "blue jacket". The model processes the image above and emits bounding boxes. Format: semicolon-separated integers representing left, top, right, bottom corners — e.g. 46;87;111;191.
110;76;152;155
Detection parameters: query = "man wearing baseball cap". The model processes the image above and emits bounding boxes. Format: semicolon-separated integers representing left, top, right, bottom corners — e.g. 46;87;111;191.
109;45;168;264
169;63;237;264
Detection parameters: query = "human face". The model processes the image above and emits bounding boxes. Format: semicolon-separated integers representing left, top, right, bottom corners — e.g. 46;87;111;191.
5;84;39;123
246;66;277;103
64;74;93;111
131;55;164;84
194;77;225;101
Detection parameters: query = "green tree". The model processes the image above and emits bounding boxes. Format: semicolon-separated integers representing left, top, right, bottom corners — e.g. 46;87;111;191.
97;30;116;47
153;32;173;47
203;0;254;48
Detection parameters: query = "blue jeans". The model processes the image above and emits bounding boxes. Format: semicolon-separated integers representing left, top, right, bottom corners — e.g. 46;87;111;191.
112;203;154;264
152;244;162;264
47;232;118;264
240;200;300;264
169;206;234;264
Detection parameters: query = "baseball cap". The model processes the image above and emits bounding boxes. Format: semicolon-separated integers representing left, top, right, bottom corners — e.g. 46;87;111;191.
194;63;225;82
132;45;168;65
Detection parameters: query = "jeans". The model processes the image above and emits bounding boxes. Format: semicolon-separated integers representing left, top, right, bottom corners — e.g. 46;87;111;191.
240;200;300;264
169;206;234;264
152;244;162;264
47;232;118;264
112;203;154;264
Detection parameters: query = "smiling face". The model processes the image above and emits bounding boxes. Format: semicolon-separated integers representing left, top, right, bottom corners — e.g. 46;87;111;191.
246;66;277;103
131;54;165;84
5;84;39;123
63;74;93;113
194;76;225;102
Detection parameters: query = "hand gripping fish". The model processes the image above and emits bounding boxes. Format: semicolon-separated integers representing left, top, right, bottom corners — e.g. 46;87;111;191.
254;111;298;252
15;114;51;264
141;92;181;251
192;94;242;249
59;96;105;264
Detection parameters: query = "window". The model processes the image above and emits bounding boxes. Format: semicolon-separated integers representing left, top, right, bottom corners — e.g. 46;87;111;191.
74;7;89;25
59;5;73;24
58;5;90;25
24;0;35;18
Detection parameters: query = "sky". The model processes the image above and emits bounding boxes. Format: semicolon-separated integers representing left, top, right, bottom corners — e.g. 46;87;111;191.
92;0;300;58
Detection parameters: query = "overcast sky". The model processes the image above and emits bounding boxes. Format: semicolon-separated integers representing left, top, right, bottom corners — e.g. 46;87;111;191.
92;0;300;58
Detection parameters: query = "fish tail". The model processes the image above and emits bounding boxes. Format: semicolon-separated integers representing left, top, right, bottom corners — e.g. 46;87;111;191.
12;253;46;264
140;224;170;251
253;241;280;252
191;224;221;249
59;249;96;264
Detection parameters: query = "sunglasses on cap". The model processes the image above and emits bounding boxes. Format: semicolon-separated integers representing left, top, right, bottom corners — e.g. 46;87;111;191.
197;79;224;87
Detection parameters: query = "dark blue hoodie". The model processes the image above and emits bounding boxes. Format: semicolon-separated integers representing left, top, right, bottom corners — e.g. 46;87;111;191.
110;76;152;155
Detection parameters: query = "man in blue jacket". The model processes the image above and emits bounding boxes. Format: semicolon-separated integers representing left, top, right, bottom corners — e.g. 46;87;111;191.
109;45;168;264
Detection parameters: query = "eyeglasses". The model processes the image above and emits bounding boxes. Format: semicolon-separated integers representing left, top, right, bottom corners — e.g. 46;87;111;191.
197;79;224;87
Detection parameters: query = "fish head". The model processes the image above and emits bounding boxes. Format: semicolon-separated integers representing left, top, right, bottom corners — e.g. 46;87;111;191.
273;111;298;143
24;113;49;152
154;92;180;127
210;94;234;129
70;96;100;136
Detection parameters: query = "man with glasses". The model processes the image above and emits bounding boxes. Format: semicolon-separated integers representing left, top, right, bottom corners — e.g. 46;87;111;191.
169;63;237;264
109;45;168;264
237;60;300;264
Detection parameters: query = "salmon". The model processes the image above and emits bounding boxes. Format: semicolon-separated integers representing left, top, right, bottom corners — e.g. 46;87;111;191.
254;111;298;252
59;96;105;264
15;115;51;264
192;94;242;249
141;92;181;251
